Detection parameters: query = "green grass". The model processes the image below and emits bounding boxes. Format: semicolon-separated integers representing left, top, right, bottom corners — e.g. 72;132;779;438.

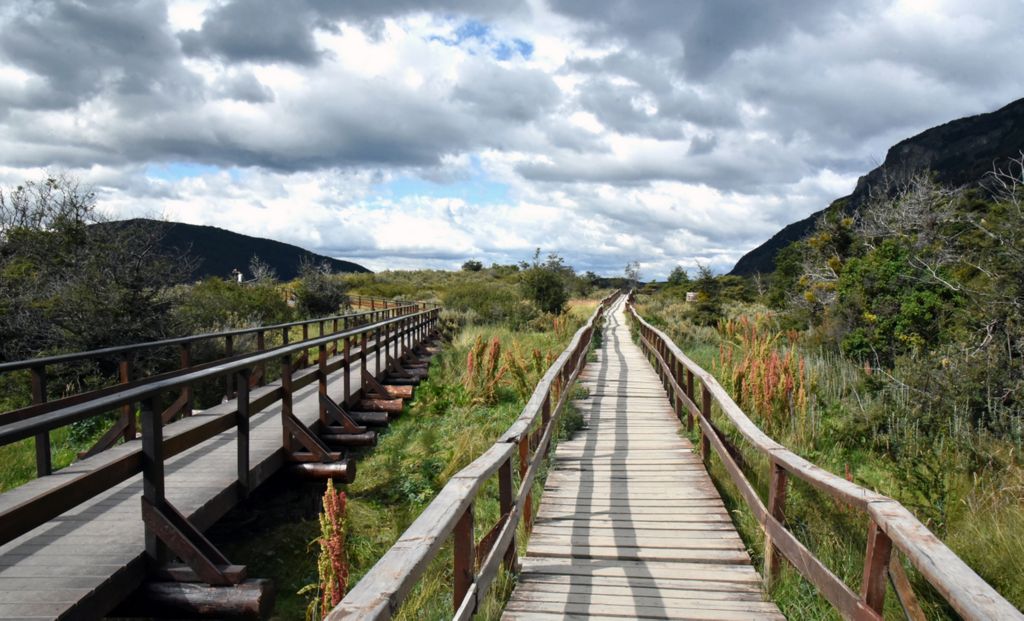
638;295;1024;619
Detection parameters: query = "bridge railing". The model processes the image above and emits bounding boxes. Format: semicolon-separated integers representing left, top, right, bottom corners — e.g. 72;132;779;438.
329;292;619;620
349;294;439;311
0;307;441;557
626;294;1023;621
0;303;422;475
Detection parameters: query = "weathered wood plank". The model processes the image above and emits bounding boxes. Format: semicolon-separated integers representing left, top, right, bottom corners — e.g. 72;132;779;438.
501;298;783;619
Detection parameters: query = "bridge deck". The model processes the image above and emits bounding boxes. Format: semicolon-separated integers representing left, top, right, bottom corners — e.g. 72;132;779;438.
0;346;388;620
502;300;783;620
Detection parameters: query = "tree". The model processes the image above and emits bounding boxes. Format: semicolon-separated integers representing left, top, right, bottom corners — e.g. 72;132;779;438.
249;254;277;283
294;258;349;317
461;259;483;272
624;261;641;289
521;249;570;314
687;262;721;326
0;173;192;361
667;266;689;287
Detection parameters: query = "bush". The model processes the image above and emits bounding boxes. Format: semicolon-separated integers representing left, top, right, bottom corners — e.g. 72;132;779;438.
443;282;537;328
520;251;572;314
295;260;349;317
172;277;294;333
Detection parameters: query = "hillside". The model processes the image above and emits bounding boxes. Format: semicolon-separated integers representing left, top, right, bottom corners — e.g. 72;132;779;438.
92;218;370;281
730;97;1024;275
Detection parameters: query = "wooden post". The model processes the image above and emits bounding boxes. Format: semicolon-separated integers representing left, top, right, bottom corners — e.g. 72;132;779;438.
541;394;553;457
453;503;475;613
343;336;352;407
224;334;235;400
318;343;328;426
765;462;788;587
119;355;135;440
372;325;380;379
861;520;893;614
519;436;532;532
700;384;712;462
30;366;51;476
236;370;250;498
256;331;266;387
498;458;517;571
685;369;695;432
180;344;193;417
360;330;368;381
281;355;294;453
141;396;167;563
673;359;683;421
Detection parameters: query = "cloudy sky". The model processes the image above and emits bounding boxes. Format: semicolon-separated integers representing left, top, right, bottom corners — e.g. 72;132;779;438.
1;0;1022;277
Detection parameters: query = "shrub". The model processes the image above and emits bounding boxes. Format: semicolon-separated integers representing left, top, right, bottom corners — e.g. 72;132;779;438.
520;252;572;314
443;282;537;328
295;260;349;317
172;277;294;333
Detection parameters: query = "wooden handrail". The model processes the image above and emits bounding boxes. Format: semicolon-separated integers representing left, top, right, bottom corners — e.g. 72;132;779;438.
0;308;441;549
626;294;1023;621
0;303;428;475
0;309;438;446
329;291;620;620
0;303;421;374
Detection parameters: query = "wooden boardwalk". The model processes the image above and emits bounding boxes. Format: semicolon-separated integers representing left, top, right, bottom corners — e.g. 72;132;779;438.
0;342;393;620
503;299;783;620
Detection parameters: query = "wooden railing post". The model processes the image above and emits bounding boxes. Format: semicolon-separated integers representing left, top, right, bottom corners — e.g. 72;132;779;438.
862;520;893;614
318;342;329;426
119;354;135;441
765;461;788;587
256;330;266;387
180;343;193;417
499;457;517;571
342;336;351;407
541;394;553;457
236;369;251;498
224;334;235;399
29;365;51;476
700;384;712;462
685;369;695;432
672;358;683;421
519;435;532;532
454;502;475;612
280;355;294;453
360;331;368;379
141;396;167;563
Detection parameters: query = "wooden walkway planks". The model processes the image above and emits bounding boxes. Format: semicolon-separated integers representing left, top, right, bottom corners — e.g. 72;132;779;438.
503;298;782;620
0;343;394;620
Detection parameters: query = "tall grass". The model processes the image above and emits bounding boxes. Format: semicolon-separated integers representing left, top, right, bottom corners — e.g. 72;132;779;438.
638;295;1024;618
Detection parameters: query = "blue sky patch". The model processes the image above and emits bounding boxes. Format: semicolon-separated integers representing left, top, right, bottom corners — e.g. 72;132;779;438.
146;162;223;181
430;19;533;60
381;168;510;205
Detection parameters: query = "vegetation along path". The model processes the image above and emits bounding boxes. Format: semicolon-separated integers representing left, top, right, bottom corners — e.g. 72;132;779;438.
502;298;783;620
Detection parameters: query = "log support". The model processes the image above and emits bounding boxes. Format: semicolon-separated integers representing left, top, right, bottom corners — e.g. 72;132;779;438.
113;579;274;620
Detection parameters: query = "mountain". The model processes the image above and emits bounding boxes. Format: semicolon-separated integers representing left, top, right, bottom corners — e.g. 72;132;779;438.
730;97;1024;276
93;218;370;281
